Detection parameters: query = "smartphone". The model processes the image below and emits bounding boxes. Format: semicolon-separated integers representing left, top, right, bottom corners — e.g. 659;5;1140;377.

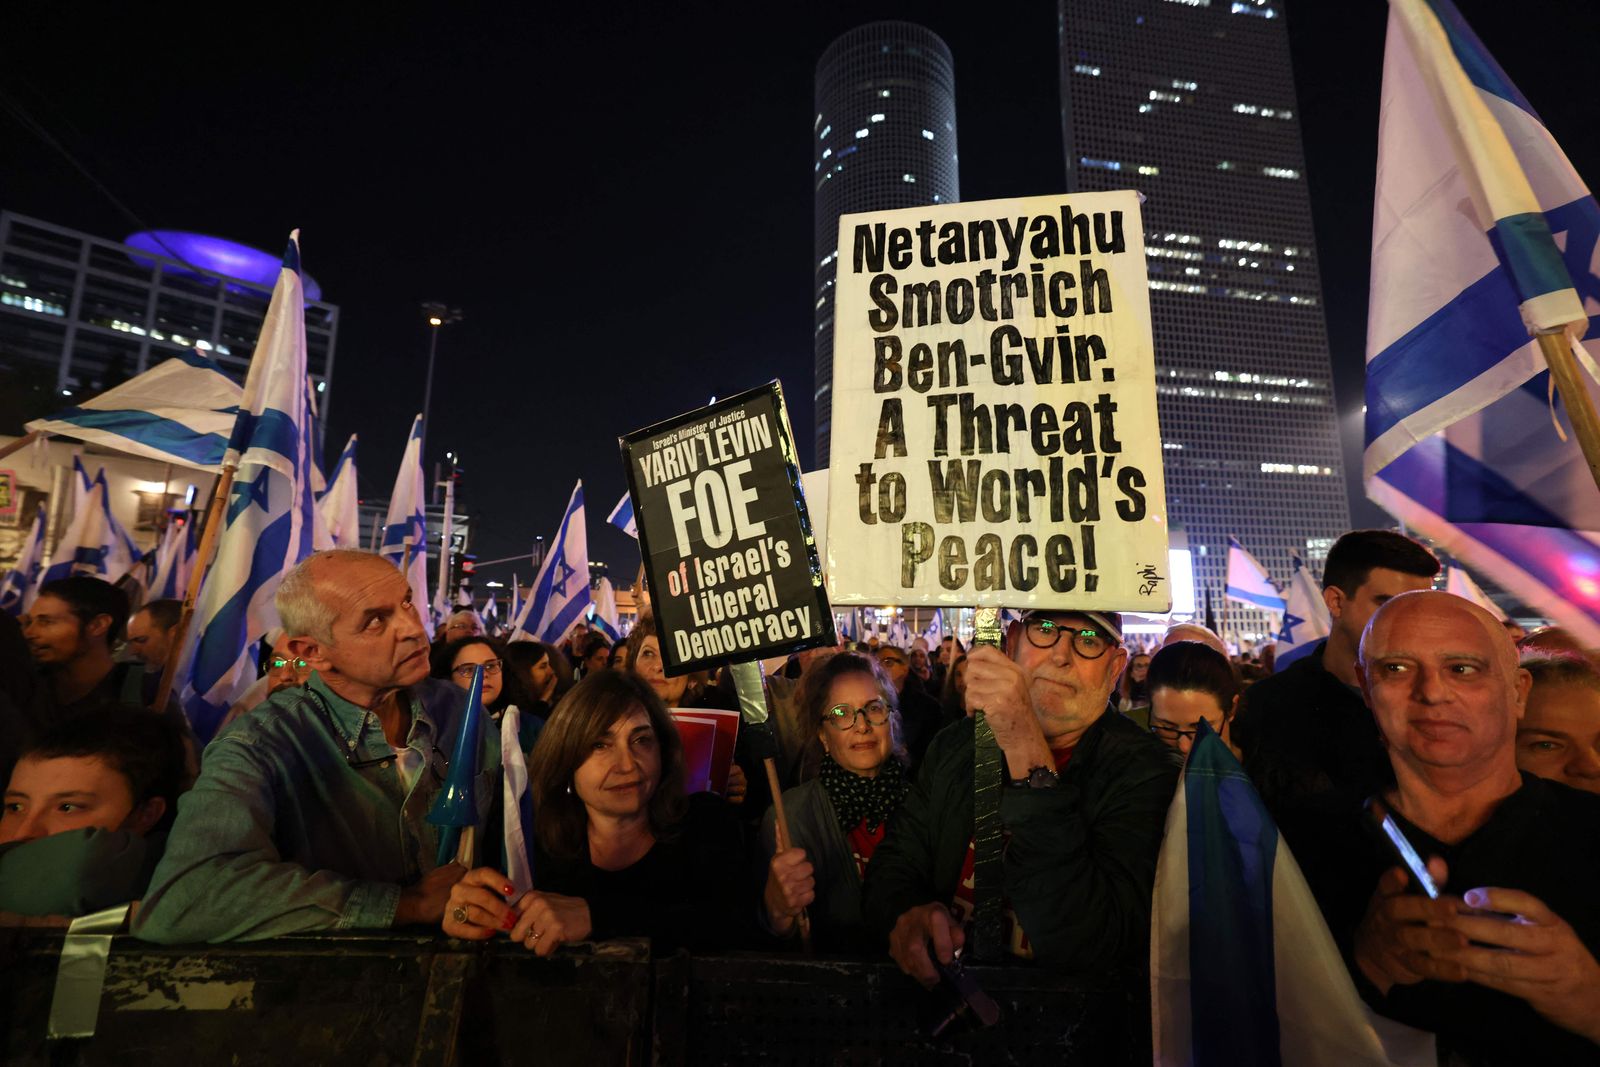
1365;798;1440;899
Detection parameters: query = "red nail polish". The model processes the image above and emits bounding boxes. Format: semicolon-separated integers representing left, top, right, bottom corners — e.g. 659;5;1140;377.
500;912;517;931
502;884;515;896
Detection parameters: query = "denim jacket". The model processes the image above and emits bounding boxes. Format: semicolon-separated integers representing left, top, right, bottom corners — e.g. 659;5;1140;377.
134;673;494;944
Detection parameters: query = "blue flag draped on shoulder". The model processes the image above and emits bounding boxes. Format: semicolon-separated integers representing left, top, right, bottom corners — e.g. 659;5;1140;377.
607;493;637;539
510;481;590;643
381;414;432;637
1273;553;1330;669
181;231;322;742
317;433;361;549
1225;536;1285;614
26;351;243;472
1365;0;1600;643
1151;723;1436;1066
0;503;47;615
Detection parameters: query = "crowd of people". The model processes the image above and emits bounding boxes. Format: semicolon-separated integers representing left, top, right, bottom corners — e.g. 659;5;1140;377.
2;531;1598;1061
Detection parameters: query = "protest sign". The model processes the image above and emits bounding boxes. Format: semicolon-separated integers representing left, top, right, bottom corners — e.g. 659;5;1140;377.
670;708;741;795
620;381;836;675
826;191;1170;611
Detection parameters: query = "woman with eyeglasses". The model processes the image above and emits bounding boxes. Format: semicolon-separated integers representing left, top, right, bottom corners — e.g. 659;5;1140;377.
1145;640;1241;758
430;637;543;754
761;652;912;951
440;671;752;954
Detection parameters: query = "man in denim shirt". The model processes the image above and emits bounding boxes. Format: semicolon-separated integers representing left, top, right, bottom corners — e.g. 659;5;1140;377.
135;550;481;943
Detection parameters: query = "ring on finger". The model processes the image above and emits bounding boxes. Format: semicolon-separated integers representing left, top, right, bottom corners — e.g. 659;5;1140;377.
451;905;469;925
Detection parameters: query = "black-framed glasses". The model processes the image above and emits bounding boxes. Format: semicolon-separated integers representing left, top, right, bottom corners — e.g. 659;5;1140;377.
451;659;503;680
825;699;891;731
1149;721;1216;742
1022;619;1113;659
271;656;309;671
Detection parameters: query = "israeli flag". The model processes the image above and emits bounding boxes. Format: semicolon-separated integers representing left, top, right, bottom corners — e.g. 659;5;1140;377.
591;576;623;642
181;231;323;741
317;433;361;548
1225;536;1286;614
148;519;198;601
480;593;499;632
501;708;537;896
923;608;945;647
1366;0;1600;644
0;503;47;615
607;493;637;539
1444;565;1509;622
836;608;857;642
381;414;432;637
510;481;591;643
61;459;140;584
39;467;137;587
1273;553;1331;670
26;351;243;472
1151;723;1436;1066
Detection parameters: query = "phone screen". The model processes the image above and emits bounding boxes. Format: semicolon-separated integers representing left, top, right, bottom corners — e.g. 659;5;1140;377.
1373;807;1441;899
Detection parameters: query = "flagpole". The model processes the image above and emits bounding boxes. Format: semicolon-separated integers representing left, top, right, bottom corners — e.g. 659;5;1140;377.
0;431;43;463
152;461;236;712
1537;330;1600;497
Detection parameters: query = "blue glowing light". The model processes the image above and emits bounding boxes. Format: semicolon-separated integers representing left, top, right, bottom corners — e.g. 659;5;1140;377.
125;231;324;302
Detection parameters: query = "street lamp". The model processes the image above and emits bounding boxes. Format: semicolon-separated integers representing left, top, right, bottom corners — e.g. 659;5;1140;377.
419;301;463;464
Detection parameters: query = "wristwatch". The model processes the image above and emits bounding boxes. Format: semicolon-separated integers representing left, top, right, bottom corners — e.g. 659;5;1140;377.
1009;765;1060;789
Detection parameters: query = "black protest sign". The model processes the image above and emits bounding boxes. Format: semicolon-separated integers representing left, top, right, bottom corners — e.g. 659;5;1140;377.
620;382;835;675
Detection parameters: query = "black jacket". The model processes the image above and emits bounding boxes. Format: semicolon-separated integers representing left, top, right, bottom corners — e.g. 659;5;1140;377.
861;711;1180;971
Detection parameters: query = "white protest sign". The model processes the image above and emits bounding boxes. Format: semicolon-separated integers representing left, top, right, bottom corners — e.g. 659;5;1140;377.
826;191;1170;611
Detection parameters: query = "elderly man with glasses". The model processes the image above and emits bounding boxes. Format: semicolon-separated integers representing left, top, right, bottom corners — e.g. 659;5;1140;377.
863;609;1180;983
135;550;488;943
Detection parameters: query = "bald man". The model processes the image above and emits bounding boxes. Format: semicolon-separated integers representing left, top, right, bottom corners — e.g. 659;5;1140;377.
135;550;484;943
1298;591;1600;1063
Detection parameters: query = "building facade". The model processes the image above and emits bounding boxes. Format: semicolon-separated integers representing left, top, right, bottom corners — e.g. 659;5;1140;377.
1058;0;1350;638
812;22;959;468
0;212;338;443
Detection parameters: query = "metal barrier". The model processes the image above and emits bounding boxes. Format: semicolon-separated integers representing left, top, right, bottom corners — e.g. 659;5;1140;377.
1;930;1149;1065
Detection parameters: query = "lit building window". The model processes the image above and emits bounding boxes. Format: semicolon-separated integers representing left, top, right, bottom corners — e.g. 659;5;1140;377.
1172;79;1197;90
1139;104;1153;113
1262;166;1300;179
903;173;917;183
1137;164;1159;175
1230;1;1277;16
855;128;869;139
819;124;831;139
821;148;832;159
1074;63;1102;76
870;113;885;122
921;129;935;140
1149;90;1182;103
879;89;891;98
1080;156;1122;171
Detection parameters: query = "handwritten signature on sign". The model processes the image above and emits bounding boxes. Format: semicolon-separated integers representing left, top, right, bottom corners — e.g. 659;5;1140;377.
1136;563;1165;597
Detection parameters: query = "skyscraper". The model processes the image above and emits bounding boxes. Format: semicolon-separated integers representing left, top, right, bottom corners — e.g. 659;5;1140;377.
1058;0;1350;635
813;22;959;468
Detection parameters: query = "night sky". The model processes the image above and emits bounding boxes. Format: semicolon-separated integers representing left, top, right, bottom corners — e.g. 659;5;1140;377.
4;1;1596;583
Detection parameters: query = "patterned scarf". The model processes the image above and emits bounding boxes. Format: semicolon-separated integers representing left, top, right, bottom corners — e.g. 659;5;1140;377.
818;753;910;832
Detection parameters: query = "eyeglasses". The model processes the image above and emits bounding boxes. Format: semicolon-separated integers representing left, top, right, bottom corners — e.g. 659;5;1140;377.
1022;619;1114;659
452;659;503;680
824;698;891;731
1149;721;1217;742
271;656;309;671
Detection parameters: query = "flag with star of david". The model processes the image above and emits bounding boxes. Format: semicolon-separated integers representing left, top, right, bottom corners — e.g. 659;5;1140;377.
509;480;590;643
1366;0;1600;643
180;231;323;741
1272;552;1330;670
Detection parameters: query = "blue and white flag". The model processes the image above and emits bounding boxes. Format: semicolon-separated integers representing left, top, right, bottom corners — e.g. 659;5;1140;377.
836;608;857;642
501;708;537;896
1273;553;1331;670
508;573;522;635
480;592;499;632
317;433;361;549
381;414;432;637
182;231;323;741
590;576;623;642
1225;536;1286;614
1151;723;1436;1067
39;467;137;587
1365;0;1600;644
510;481;591;643
0;503;47;615
27;351;242;472
923;608;945;647
1444;565;1508;622
148;519;198;601
607;493;637;539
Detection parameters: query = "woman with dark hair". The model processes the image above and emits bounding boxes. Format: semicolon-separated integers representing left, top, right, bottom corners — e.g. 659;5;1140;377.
440;672;751;954
501;641;565;721
761;652;911;950
1145;640;1241;758
430;636;543;753
938;652;969;723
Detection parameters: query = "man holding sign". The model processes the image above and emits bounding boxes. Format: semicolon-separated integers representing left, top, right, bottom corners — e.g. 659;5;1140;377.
861;608;1179;979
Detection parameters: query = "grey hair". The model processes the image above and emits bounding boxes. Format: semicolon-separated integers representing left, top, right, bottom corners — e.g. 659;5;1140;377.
275;548;383;644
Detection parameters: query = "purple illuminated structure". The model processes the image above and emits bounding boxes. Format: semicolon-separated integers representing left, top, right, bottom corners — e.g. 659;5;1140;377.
125;230;323;301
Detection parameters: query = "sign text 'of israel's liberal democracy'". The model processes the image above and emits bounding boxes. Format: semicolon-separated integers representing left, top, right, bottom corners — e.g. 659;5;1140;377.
826;192;1170;611
621;381;836;675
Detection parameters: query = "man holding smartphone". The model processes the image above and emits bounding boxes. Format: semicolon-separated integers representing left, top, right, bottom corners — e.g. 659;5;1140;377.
1302;590;1600;1063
